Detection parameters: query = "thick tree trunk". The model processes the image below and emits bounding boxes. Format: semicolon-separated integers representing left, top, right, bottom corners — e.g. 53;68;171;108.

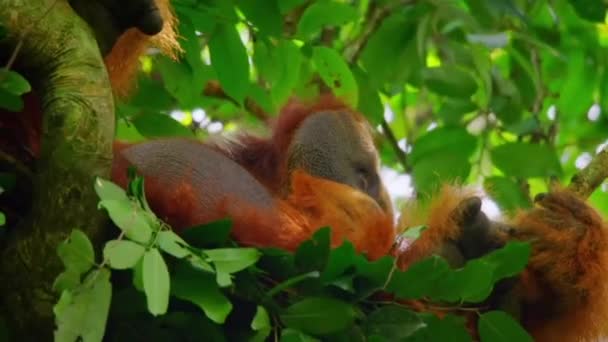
0;0;114;339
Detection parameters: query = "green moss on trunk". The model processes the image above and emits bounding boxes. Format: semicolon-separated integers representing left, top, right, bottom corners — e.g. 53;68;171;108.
0;0;114;339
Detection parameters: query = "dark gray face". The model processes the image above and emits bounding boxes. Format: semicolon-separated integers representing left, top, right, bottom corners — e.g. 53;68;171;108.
286;111;384;206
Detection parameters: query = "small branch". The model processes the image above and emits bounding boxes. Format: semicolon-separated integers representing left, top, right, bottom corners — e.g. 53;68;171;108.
0;149;34;179
345;6;389;64
381;119;410;172
203;80;271;124
345;0;416;64
568;147;608;199
320;27;337;46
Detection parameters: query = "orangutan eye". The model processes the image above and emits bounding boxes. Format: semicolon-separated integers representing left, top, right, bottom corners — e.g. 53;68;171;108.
355;167;370;192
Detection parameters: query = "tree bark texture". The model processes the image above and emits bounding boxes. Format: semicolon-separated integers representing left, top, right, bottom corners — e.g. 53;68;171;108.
0;0;115;339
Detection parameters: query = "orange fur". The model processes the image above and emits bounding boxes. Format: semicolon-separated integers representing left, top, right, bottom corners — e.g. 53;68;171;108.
104;0;181;97
396;187;608;341
287;170;395;260
217;171;395;259
510;190;608;341
395;185;478;269
111;140;394;260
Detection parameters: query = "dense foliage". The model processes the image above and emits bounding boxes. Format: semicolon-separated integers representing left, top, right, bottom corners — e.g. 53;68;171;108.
51;177;532;341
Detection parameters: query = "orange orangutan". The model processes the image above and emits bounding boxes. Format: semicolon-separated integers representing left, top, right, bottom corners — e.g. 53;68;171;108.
111;96;396;259
1;1;607;341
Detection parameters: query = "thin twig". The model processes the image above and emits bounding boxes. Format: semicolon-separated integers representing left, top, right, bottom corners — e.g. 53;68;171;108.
345;0;416;64
0;149;34;179
381;119;410;172
203;81;271;124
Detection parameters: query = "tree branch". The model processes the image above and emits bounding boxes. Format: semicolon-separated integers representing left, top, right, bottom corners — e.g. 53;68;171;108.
568;147;608;199
0;0;115;338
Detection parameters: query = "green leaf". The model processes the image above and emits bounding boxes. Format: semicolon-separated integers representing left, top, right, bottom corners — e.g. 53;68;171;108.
143;248;170;316
209;23;250;104
490;96;523;125
251;305;271;330
296;2;357;39
464;0;496;27
53;269;112;342
478;311;533;342
312;47;358;107
57;230;96;275
484;177;532;214
353;67;383;124
557;51;595;116
132;258;144;291
280;329;320;342
132;113;194;138
258;247;299;279
281;297;356;335
410;127;477;165
251;305;271;342
491;142;562;178
364;305;426;340
567;0;607;22
470;44;493;108
53;269;81;293
437;98;477;125
103;240;146;270
94;178;130;203
0;212;4;226
0;70;31;95
388;256;450;299
156;57;201;108
360;12;418;87
432;259;495;303
236;0;282;36
320;241;356;283
410;127;477;194
98;199;153;244
124;76;173;113
507;43;539;109
271;40;303;106
412;153;472;195
181;218;233;248
126;174;152;212
295;227;331;273
171;261;232;324
481;241;531;282
0;88;23;111
247;83;276;115
422;65;478;98
400;225;427;240
157;230;191;259
354;255;394;288
205;248;261;286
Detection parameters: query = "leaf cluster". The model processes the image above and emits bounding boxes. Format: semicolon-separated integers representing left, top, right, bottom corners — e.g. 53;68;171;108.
52;177;533;342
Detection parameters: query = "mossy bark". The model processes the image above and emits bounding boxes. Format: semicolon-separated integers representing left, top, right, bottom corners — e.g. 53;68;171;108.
0;0;114;339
